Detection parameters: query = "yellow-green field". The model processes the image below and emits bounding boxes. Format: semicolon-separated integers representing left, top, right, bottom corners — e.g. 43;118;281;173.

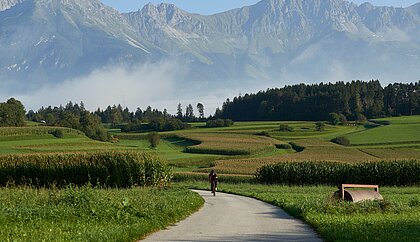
2;116;420;175
1;117;419;242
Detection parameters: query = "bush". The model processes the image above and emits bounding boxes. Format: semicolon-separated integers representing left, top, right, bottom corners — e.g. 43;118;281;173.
121;118;190;132
279;124;294;132
275;143;292;149
255;160;420;186
328;113;340;125
147;132;160;148
315;122;326;131
331;136;351;146
289;142;305;152
356;113;367;124
49;129;64;138
0;152;172;188
206;119;234;128
255;131;270;137
339;114;348;125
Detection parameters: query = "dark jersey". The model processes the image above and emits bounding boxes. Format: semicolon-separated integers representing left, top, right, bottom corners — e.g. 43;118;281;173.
209;172;218;183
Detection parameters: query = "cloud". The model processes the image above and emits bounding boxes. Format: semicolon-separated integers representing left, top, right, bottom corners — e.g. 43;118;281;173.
11;60;186;111
1;60;251;117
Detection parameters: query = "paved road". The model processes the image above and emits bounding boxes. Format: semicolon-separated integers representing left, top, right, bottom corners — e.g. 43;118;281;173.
143;190;322;241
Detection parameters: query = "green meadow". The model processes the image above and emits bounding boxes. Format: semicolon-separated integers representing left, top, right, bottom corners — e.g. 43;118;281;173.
0;186;203;242
0;115;419;241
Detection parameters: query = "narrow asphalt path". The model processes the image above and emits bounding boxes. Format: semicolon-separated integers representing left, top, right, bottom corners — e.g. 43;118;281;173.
143;190;322;241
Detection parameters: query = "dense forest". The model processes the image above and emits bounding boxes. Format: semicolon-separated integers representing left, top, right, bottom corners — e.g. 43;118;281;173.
214;81;420;121
27;102;197;136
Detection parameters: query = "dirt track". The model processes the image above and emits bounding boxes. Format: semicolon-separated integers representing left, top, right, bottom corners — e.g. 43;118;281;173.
143;190;322;241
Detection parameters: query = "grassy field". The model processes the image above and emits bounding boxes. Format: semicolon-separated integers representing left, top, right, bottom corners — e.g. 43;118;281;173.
3;117;419;175
0;116;419;241
346;123;420;146
0;186;203;242
182;182;420;242
0;126;114;154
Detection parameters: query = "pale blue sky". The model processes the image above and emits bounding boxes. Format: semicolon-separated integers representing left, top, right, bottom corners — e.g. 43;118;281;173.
101;0;419;14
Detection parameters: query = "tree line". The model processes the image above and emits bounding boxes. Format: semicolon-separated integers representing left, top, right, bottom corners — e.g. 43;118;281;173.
27;102;109;141
214;80;420;121
92;102;205;125
27;102;203;135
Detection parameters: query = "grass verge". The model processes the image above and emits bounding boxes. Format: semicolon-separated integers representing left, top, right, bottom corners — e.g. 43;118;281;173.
180;182;420;242
0;185;203;242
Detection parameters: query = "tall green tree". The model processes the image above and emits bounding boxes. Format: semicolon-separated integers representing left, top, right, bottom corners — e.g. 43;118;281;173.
185;104;195;121
197;103;204;119
0;98;26;127
176;103;183;119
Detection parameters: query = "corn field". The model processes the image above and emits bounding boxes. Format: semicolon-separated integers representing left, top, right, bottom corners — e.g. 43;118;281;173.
0;152;172;188
256;160;420;186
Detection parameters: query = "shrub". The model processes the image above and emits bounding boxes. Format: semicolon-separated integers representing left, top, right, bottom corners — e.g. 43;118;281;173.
356;113;367;124
315;122;325;131
279;124;294;132
328;113;340;125
121;118;190;132
49;129;64;138
289;142;305;152
255;131;270;137
224;119;234;127
147;132;160;148
331;136;351;146
275;143;292;149
339;114;348;125
206;119;234;128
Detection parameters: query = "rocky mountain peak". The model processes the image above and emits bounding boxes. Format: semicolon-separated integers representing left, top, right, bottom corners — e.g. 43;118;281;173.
1;0;419;87
0;0;25;11
138;1;189;25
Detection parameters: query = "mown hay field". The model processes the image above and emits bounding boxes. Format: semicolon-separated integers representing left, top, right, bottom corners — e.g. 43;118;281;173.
206;139;379;175
181;133;280;155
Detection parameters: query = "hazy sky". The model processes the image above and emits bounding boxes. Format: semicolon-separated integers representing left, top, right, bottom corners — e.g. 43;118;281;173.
101;0;419;14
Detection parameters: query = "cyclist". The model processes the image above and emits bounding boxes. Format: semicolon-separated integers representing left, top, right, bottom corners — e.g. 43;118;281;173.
209;170;218;196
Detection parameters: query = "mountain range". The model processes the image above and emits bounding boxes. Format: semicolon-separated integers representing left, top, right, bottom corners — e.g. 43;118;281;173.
1;0;419;94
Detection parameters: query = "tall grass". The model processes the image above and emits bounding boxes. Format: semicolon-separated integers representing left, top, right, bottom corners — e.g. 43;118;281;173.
256;160;420;186
0;186;203;241
0;152;172;188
